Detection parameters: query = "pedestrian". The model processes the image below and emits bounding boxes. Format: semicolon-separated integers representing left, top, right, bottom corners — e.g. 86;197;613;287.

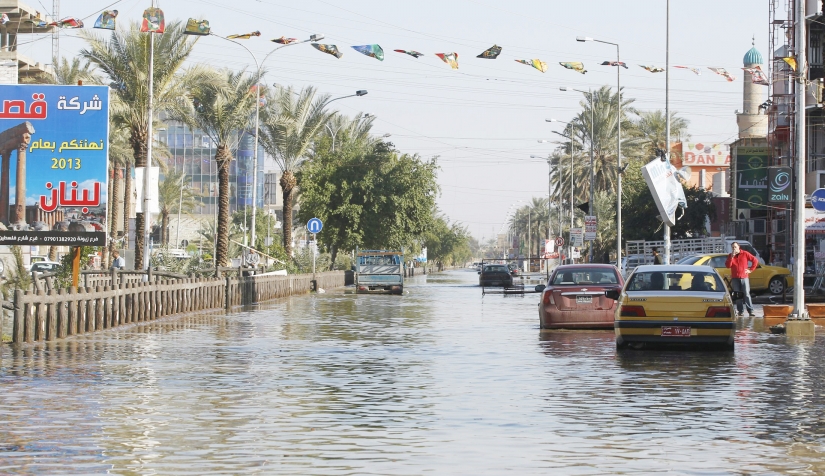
725;241;757;317
652;247;663;265
111;250;125;270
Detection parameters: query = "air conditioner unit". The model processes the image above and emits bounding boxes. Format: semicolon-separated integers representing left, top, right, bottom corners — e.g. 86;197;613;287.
805;170;825;195
771;219;786;233
748;219;766;234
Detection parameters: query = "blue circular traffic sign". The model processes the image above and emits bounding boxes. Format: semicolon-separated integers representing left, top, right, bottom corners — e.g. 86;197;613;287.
812;189;825;212
307;217;323;234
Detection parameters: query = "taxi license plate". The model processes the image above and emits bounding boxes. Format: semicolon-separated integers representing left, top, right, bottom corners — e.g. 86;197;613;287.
661;326;691;337
576;296;592;304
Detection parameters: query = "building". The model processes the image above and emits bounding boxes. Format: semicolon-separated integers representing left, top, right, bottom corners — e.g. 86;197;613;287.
0;0;56;84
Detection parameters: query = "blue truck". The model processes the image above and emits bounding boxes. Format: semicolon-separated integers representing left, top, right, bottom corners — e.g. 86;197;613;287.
355;250;404;295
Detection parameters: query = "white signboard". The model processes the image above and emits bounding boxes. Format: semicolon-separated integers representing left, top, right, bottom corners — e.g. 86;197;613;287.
584;216;597;241
570;227;584;247
642;158;687;227
682;142;730;167
544;239;554;254
572;248;581;259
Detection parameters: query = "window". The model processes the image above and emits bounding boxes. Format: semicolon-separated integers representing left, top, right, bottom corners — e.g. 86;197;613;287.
626;271;724;292
552;268;618;285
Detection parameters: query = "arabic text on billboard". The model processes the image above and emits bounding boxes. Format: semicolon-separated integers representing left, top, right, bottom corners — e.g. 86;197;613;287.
0;85;108;246
682;142;730;167
734;146;768;210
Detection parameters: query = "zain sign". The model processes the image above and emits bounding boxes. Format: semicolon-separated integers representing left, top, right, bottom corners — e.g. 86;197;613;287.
767;166;792;203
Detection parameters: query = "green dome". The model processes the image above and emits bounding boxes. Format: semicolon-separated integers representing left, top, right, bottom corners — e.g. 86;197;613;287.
743;46;763;65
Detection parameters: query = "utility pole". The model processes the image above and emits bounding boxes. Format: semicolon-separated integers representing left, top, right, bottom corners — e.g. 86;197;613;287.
664;0;672;264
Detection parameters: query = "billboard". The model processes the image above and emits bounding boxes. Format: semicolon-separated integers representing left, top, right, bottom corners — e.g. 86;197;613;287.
682;142;730;167
767;166;792;203
734;146;768;209
642;157;687;227
0;85;108;245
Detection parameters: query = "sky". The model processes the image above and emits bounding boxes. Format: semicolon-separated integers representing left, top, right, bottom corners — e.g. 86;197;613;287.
17;0;769;241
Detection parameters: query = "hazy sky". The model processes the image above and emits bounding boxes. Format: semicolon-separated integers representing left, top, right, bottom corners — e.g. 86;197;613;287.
20;0;768;240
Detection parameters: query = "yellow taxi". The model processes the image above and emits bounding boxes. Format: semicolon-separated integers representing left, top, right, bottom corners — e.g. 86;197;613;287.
678;253;793;295
607;265;739;350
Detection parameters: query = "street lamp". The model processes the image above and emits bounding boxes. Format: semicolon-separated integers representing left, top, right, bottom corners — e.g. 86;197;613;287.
561;86;596;262
577;35;622;266
548;118;575;264
215;32;324;250
325;90;369;152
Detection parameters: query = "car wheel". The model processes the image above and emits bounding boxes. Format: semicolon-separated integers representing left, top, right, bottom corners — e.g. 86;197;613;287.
616;337;627;349
769;276;785;295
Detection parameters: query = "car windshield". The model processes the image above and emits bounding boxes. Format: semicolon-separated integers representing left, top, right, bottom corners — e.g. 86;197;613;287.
676;255;702;265
626;270;725;292
484;265;509;273
552;268;618;285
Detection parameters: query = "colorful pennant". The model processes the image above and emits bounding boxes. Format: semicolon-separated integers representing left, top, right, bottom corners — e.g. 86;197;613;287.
515;59;547;73
639;64;665;73
0;13;8;25
312;43;343;59
25;18;48;28
55;17;84;29
272;37;298;44
601;61;628;69
94;10;118;30
436;52;459;69
708;67;735;82
782;57;798;71
559;62;586;74
227;31;260;40
477;45;502;59
352;44;384;61
141;7;165;33
673;65;701;75
184;18;210;36
394;49;424;58
743;66;769;86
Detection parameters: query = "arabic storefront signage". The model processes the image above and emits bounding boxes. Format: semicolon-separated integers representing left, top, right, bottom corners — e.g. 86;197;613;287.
682;142;731;167
734;146;768;210
0;85;108;245
768;166;793;203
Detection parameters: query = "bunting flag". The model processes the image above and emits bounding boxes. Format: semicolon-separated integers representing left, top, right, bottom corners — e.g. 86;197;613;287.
227;31;260;39
782;56;798;71
673;65;701;75
312;43;343;58
743;66;770;86
639;64;665;73
184;18;210;36
25;18;48;28
601;60;628;69
477;45;502;59
141;7;165;33
436;52;459;69
708;67;735;82
394;49;424;58
0;13;8;25
55;17;84;28
352;44;384;61
559;62;586;74
272;36;298;44
515;59;548;73
94;10;118;30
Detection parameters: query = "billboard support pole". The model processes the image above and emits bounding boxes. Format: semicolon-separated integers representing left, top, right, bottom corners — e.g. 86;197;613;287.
142;16;156;274
71;246;81;288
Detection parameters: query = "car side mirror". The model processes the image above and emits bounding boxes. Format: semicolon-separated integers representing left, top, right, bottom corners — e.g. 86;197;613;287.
605;289;620;300
535;284;546;293
730;291;744;300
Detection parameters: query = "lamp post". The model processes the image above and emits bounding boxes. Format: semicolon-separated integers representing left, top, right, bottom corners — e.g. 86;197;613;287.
215;32;324;251
532;152;553;274
548;119;575;263
561;86;596;262
324;90;369;152
664;0;672;264
578;35;621;265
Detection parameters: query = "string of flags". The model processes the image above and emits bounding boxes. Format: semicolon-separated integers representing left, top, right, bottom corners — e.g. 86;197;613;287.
59;6;798;86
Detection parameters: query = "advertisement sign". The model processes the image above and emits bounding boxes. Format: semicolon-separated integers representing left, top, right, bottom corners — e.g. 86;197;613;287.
584;215;597;241
544;238;554;254
812;188;825;213
570;227;583;246
571;248;581;259
642;157;687;227
682;142;730;167
767;166;793;203
734;146;768;209
0;85;108;245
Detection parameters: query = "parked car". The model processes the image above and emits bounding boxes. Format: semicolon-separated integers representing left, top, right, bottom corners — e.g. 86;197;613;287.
684;253;793;295
478;264;513;287
26;255;49;272
536;264;623;329
607;264;738;349
30;261;61;273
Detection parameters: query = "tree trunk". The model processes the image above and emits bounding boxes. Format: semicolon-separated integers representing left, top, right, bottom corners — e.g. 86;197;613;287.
47;246;56;261
280;170;297;256
123;164;131;250
329;244;338;271
109;166;122;264
103;167;113;268
161;211;168;246
131;127;148;270
215;145;232;268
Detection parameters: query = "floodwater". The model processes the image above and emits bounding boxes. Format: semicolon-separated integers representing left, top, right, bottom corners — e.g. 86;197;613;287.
2;270;825;474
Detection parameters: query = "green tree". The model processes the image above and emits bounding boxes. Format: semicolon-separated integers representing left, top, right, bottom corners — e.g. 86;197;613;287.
297;140;440;267
259;85;336;256
158;169;198;246
634;110;691;160
423;216;472;267
175;68;260;267
81;20;204;269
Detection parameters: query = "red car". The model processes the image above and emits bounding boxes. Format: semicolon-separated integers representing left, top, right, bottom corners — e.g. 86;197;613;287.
537;264;624;329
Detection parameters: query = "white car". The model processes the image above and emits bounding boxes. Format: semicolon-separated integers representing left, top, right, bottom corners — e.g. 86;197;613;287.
30;261;61;273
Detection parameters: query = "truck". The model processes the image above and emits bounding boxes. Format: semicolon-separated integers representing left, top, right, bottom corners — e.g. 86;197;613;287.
624;237;764;276
355;249;404;295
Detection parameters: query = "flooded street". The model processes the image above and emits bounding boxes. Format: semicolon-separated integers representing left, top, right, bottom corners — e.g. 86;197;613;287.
2;269;825;474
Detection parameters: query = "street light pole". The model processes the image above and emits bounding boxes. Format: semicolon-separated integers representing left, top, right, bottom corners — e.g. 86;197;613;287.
578;36;621;266
548;118;575;263
664;0;672;264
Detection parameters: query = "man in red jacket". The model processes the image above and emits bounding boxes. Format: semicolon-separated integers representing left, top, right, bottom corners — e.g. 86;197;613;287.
725;242;758;317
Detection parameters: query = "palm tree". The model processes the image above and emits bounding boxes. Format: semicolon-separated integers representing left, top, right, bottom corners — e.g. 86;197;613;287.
105;124;133;265
19;56;100;85
259;85;336;255
320;112;378;152
81;20;204;269
175;68;260;267
158;169;198;246
635;110;691;160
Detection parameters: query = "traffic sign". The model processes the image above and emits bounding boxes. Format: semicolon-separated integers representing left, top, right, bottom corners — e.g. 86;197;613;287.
812;188;825;212
307;217;323;234
555;236;564;247
584;215;597;241
570;228;584;247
